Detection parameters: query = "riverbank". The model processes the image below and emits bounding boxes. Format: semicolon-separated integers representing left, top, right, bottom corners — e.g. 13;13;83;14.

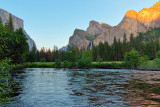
14;61;123;69
14;61;160;71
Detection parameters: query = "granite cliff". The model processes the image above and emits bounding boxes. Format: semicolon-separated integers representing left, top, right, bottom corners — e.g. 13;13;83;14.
69;1;160;49
0;8;36;51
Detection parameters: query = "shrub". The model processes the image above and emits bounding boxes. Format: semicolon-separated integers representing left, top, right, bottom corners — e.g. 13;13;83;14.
124;49;140;68
55;59;61;67
154;58;160;67
0;60;13;103
153;51;160;68
140;56;149;64
63;60;73;68
156;51;160;58
40;58;46;62
76;57;92;68
97;55;103;65
25;52;36;63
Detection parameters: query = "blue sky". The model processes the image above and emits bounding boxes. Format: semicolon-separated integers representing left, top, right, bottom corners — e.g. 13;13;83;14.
0;0;159;49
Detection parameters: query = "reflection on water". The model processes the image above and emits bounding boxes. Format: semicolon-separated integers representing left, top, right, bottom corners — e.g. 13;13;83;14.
4;68;160;106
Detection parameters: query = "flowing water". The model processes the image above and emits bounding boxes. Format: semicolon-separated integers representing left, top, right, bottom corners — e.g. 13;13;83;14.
4;68;160;107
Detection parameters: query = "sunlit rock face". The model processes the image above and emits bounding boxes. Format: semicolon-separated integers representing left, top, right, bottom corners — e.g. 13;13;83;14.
69;1;160;49
125;10;138;20
69;29;91;49
69;20;112;48
0;8;36;51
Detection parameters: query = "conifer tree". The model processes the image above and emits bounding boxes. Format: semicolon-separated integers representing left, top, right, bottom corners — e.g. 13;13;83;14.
130;33;134;49
0;16;2;25
92;46;97;61
7;14;14;32
112;37;118;61
123;33;127;54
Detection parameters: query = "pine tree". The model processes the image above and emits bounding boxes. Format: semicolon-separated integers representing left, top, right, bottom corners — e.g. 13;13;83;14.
112;37;118;61
103;41;110;61
7;14;14;32
130;33;134;49
123;33;127;55
92;46;97;61
97;42;104;59
0;16;2;25
117;39;122;61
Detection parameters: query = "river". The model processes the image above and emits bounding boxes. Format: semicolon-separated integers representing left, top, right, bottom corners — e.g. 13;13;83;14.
4;68;160;106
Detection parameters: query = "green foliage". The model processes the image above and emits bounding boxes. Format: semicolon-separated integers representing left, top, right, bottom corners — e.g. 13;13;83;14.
154;58;160;67
97;55;103;65
29;27;160;69
7;14;14;32
0;17;2;25
76;57;92;68
140;56;149;64
63;60;73;68
0;60;13;104
15;62;55;68
0;20;29;63
25;52;36;63
124;49;140;68
55;59;61;67
66;46;79;63
156;51;160;58
76;51;92;68
40;58;46;62
138;60;160;70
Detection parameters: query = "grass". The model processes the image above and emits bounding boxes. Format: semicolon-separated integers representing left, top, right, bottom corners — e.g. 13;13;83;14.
15;62;56;68
138;60;160;70
15;61;125;69
92;61;122;64
92;61;125;69
15;60;160;70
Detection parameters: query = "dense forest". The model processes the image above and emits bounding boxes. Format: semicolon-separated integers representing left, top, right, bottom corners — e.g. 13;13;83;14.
29;28;160;68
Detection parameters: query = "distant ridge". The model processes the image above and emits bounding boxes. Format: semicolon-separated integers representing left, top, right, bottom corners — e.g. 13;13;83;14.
68;1;160;49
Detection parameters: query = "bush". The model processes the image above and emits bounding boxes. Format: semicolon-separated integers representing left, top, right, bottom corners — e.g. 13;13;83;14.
124;49;140;68
55;59;61;67
154;58;160;67
0;60;13;103
63;60;73;68
140;56;149;64
97;55;103;65
156;51;160;58
76;57;92;68
25;52;36;63
40;58;46;62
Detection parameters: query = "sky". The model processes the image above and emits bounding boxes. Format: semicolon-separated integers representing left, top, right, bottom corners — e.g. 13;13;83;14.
0;0;159;50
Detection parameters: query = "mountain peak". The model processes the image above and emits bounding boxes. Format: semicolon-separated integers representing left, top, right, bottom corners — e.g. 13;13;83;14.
125;10;138;19
68;1;160;49
151;1;160;9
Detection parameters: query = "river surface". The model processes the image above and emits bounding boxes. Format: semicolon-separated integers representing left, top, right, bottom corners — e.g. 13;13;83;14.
4;68;160;107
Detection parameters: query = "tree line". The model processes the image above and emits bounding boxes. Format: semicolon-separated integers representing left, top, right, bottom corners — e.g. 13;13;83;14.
31;28;160;64
1;13;159;68
0;14;29;63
